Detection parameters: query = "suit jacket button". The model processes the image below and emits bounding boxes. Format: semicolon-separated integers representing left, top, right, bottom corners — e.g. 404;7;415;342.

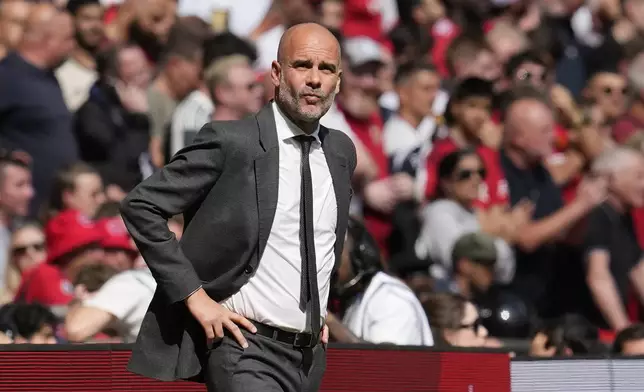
244;266;254;274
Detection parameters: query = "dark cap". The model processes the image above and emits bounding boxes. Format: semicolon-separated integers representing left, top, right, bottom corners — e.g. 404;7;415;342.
451;232;497;266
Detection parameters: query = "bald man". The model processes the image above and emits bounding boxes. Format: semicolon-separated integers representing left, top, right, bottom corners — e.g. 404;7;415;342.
0;3;77;217
121;23;355;391
500;89;606;317
0;0;31;59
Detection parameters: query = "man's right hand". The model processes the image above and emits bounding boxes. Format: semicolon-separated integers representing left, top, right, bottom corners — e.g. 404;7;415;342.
185;288;257;348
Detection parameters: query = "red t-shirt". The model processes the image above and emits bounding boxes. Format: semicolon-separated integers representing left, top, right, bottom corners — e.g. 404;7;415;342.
430;18;461;78
340;106;392;254
424;137;508;209
613;113;644;145
15;264;74;306
343;0;382;41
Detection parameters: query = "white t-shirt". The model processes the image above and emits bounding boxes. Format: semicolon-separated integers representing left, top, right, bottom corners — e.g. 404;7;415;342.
55;58;98;112
170;89;214;156
254;25;285;72
177;0;272;38
83;269;156;342
343;272;434;346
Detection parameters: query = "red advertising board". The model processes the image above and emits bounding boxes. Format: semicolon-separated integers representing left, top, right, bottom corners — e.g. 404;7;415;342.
0;344;510;392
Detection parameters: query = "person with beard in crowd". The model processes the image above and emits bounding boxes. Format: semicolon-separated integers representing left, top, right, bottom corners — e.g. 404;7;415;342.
56;0;105;112
127;0;176;65
333;217;433;346
0;3;77;217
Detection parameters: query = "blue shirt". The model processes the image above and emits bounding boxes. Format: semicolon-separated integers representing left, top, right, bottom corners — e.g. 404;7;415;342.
0;53;78;216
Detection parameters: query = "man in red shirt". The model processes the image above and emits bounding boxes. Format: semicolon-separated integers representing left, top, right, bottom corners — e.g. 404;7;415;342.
16;210;105;312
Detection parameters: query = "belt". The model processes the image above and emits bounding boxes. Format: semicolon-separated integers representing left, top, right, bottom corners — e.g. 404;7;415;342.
250;320;319;348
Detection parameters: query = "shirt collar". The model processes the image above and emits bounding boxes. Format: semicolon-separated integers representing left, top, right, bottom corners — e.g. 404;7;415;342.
272;101;321;144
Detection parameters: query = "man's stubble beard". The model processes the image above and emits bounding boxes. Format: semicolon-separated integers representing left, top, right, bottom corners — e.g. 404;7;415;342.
277;77;335;123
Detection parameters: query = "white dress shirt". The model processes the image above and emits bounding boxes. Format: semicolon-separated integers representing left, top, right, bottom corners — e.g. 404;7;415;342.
221;102;337;332
343;272;434;346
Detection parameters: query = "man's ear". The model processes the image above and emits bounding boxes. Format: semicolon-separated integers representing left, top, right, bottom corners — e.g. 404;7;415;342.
270;60;281;88
335;70;342;94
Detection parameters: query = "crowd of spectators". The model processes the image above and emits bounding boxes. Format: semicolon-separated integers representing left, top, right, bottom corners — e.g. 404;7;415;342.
4;0;644;360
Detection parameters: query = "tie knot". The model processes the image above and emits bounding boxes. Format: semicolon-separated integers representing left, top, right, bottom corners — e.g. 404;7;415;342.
294;135;316;154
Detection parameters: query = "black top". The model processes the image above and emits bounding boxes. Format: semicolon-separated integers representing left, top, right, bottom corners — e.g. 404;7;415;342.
581;202;642;329
75;81;151;192
500;149;564;315
0;53;78;216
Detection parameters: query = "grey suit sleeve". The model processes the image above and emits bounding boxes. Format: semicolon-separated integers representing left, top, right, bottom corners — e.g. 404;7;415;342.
120;123;226;304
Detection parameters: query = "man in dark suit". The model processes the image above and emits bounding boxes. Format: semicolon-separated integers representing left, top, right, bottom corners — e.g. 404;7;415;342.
120;23;356;392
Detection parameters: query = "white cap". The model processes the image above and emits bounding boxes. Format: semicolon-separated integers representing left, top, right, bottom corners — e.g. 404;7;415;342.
343;36;384;68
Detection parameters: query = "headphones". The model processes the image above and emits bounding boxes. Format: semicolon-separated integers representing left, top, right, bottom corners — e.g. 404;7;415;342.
341;217;382;292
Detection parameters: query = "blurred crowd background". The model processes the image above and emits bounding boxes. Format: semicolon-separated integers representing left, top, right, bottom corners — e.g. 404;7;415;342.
4;0;644;360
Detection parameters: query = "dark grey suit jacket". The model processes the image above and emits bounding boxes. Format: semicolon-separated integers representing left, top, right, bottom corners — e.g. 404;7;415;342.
120;103;357;382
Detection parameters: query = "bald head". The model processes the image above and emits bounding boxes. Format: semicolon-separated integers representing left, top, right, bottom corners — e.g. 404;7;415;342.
271;23;342;132
504;98;554;161
19;4;74;68
277;23;341;66
0;0;31;50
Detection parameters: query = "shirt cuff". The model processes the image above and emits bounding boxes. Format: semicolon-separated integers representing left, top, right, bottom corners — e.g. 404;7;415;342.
182;285;203;302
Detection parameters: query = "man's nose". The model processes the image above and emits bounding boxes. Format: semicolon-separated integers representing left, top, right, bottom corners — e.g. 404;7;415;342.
306;69;322;88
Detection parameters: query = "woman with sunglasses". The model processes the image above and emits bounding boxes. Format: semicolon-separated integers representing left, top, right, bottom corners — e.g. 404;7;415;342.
0;222;47;304
415;148;516;286
423;292;488;347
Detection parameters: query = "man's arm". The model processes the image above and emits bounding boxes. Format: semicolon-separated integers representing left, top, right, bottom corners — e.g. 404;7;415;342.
629;260;644;311
120;124;226;304
65;306;115;342
587;250;630;331
326;312;363;343
513;199;589;253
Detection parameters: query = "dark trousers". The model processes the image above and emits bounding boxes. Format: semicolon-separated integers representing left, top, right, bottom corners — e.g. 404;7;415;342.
205;330;327;392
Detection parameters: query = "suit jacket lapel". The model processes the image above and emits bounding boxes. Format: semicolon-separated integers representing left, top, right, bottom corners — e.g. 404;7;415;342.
254;103;279;261
320;126;351;270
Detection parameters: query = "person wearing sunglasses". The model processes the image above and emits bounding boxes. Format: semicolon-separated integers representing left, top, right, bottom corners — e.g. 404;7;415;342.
583;67;629;125
0;222;46;304
422;292;488;348
416;148;516;287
